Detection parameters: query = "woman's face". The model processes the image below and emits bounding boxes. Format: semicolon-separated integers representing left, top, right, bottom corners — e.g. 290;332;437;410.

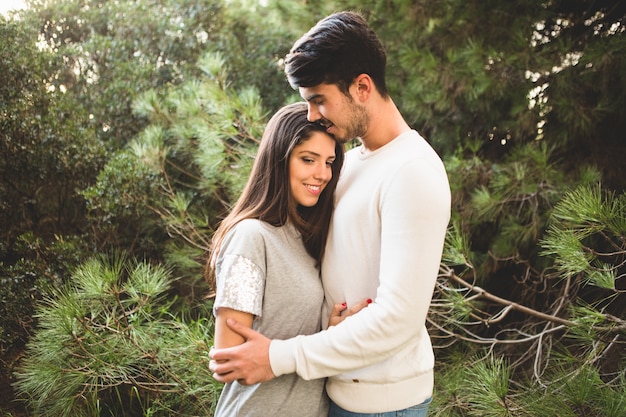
289;131;337;207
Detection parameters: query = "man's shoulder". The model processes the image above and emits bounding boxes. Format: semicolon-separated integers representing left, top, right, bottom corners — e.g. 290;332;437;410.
402;131;444;164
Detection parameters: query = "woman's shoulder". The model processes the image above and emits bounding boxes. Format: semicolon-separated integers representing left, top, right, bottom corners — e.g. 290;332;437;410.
219;219;269;260
228;218;285;241
225;219;266;241
232;218;265;232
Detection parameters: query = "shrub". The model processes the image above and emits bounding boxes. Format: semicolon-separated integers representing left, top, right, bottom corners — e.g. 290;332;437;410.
14;253;220;417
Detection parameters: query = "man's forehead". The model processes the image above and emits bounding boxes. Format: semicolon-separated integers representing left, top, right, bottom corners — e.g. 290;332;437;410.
299;83;338;101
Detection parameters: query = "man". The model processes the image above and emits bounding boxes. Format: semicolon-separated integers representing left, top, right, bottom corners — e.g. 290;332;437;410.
210;11;451;416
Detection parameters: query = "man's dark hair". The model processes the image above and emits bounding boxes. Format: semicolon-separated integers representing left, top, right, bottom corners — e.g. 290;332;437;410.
285;11;389;98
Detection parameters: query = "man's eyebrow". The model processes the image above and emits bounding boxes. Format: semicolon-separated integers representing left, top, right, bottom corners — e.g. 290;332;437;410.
304;93;322;102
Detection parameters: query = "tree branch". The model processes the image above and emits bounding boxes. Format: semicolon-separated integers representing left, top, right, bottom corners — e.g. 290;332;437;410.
439;265;576;327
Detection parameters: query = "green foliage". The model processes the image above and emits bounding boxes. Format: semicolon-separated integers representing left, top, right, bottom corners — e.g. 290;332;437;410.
433;349;626;417
23;0;228;149
522;363;626;417
14;254;219;416
0;234;89;354
82;150;167;259
432;352;517;416
4;0;626;414
21;0;296;150
436;133;623;416
0;234;93;414
1;19;105;391
333;0;626;189
461;356;512;417
117;51;270;288
541;185;626;291
81;49;276;310
214;1;301;112
0;18;106;244
435;177;625;417
2;3;295;410
446;141;593;281
443;221;473;268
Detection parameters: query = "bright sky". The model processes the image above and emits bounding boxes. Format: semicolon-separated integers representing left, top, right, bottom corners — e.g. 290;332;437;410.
1;0;27;16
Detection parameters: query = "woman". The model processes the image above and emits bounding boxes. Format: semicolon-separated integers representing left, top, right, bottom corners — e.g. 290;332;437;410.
207;102;344;416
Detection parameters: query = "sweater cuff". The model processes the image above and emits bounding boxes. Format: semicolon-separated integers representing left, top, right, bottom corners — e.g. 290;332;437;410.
269;338;297;377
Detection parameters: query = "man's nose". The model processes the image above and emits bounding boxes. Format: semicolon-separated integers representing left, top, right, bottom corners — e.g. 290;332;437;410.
307;105;321;122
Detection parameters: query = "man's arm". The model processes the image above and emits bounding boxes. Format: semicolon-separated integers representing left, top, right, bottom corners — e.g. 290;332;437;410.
209;300;370;384
211;155;450;384
210;319;274;384
269;158;450;380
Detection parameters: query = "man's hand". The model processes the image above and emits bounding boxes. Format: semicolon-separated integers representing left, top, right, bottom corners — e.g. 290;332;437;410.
209;318;275;385
328;298;372;327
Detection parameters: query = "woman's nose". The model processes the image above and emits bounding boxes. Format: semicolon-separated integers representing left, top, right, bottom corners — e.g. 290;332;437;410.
314;162;331;181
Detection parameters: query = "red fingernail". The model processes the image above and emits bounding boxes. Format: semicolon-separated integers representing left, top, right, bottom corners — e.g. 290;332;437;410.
342;302;347;307
367;298;372;304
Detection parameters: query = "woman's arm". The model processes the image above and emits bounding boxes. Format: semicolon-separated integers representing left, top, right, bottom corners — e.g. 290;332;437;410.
214;307;254;348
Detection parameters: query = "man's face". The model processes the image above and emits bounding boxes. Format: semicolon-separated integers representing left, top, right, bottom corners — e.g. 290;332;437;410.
299;82;368;144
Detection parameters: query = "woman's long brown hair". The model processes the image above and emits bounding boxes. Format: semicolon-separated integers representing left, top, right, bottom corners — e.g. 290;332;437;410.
206;102;344;288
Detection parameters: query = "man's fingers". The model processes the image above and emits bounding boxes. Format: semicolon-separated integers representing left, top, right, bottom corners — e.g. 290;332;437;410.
225;318;257;340
209;359;237;382
212;370;237;383
209;366;259;386
207;324;274;385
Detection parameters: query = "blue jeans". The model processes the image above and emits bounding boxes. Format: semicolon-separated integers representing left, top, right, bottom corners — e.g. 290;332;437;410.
328;397;432;417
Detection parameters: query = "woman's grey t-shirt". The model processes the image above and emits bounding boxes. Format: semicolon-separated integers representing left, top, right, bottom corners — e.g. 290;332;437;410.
213;219;328;417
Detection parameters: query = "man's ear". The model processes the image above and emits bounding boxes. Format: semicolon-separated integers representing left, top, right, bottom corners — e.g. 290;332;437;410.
353;73;373;102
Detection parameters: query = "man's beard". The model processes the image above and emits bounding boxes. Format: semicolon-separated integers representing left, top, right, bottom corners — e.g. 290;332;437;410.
335;100;368;143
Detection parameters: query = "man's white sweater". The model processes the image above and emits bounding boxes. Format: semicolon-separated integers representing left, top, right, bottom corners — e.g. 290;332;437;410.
270;130;451;413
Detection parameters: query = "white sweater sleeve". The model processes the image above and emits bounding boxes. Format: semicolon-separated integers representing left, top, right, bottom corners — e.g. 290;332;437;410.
269;156;451;379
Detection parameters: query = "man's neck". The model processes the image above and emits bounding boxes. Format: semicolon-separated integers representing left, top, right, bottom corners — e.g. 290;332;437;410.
360;98;410;151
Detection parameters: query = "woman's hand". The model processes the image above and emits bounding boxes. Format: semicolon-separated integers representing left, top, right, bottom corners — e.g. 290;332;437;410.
328;298;372;327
